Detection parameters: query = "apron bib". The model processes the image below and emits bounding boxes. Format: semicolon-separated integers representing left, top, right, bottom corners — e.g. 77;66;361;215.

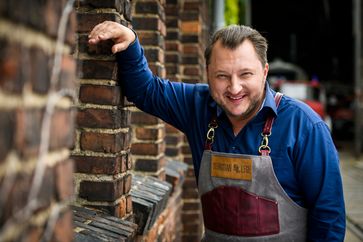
198;93;307;241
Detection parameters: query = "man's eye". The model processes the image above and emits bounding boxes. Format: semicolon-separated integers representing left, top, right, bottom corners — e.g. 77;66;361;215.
241;72;253;77
217;74;228;79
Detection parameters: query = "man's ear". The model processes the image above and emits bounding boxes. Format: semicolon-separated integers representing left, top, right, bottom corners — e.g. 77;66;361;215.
264;63;269;81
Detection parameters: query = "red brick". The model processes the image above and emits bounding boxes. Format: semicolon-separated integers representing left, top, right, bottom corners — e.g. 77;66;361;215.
77;108;130;129
0;111;15;163
144;48;165;63
123;173;132;194
79;178;124;202
15;109;42;158
76;12;121;33
72;154;127;175
0;40;25;94
131;142;165;156
30;47;51;94
135;127;164;140
133;156;166;172
77;0;123;13
55;159;74;201
49;109;76;151
138;31;165;47
126;194;133;213
79;84;121;105
135;1;165;21
0;166;54;224
78;60;118;80
131;111;160;125
80;131;130;153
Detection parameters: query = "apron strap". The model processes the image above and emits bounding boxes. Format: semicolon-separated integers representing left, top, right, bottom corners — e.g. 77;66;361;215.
259;92;283;156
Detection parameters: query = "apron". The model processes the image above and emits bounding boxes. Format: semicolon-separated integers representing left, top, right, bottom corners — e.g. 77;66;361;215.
198;93;307;242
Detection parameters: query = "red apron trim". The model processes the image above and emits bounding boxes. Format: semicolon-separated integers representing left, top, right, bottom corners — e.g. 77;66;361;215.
201;186;280;236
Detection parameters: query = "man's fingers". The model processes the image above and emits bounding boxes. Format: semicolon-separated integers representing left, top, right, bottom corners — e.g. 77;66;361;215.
112;42;128;54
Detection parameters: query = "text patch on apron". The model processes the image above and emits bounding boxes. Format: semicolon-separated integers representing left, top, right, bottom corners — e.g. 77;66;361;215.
211;154;252;181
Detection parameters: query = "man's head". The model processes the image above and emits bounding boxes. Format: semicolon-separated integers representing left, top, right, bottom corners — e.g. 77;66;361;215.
205;25;269;131
204;25;268;68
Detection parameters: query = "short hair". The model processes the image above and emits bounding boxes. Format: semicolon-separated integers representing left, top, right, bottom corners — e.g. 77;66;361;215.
204;25;268;67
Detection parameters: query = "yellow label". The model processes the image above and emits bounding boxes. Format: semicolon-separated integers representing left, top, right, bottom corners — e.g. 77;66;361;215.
211;155;252;181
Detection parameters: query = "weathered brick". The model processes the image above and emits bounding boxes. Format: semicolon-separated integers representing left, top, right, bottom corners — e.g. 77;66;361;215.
133;157;165;172
181;34;200;44
138;32;165;47
131;111;160;125
15;109;42;158
78;60;118;80
77;108;130;129
126;194;133;213
135;1;165;21
131;142;165;156
79;178;124;202
0;166;54;224
144;48;164;63
166;31;180;41
0;111;15;163
135;127;164;140
165;42;180;52
73;154;127;175
165;65;179;75
76;12;121;33
77;0;124;13
183;66;200;76
29;47;51;94
79;84;121;105
49;109;76;151
55;159;75;201
0;40;26;94
133;17;164;34
123;173;132;194
182;56;199;65
80;131;130;153
165;52;180;63
58;55;77;91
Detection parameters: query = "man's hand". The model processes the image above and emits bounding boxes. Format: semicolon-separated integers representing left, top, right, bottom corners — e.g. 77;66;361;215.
88;21;136;54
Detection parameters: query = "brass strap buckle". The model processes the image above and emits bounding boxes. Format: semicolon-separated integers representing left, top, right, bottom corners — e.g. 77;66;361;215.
258;132;271;154
206;122;218;144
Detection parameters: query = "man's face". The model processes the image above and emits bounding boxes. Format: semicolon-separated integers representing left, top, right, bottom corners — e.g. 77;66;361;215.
207;39;269;124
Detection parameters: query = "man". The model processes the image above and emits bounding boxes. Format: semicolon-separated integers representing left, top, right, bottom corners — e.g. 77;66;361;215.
89;21;346;241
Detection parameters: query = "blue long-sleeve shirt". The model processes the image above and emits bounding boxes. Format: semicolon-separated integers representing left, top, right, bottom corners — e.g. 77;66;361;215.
117;38;346;241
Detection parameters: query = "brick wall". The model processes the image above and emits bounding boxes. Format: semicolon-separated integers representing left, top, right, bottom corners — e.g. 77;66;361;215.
72;0;133;219
0;0;76;241
131;0;167;181
180;1;211;241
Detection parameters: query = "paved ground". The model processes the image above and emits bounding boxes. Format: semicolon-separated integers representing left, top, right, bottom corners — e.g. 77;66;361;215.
339;147;363;242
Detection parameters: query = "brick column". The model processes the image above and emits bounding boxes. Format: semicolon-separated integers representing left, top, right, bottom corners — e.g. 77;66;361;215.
72;0;133;219
0;1;76;241
164;0;184;163
180;0;211;241
131;0;167;180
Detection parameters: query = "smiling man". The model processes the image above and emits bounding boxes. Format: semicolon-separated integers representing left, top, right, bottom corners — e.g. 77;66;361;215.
89;22;346;241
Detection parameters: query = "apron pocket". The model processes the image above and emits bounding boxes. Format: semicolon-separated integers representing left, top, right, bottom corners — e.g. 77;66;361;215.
201;186;280;236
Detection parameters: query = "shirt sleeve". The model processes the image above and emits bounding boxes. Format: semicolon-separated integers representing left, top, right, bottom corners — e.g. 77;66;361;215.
295;121;346;241
116;37;197;133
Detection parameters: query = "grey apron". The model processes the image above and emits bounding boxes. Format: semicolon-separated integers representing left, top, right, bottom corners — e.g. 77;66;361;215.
198;93;307;241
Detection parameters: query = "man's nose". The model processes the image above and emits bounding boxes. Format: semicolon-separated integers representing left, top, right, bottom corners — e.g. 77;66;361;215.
228;76;242;94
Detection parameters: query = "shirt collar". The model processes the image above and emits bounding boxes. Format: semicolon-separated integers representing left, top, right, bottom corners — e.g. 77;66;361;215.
208;82;278;118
